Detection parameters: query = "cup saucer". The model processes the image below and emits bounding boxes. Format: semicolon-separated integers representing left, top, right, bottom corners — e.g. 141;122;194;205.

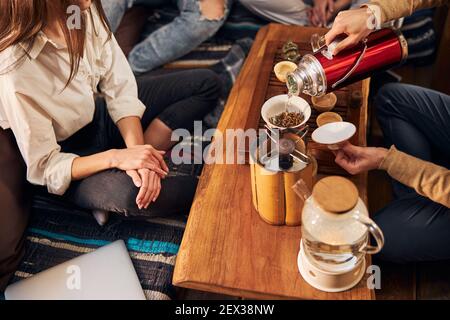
311;122;356;149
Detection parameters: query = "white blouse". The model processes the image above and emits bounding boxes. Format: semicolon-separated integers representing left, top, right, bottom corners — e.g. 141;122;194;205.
0;6;146;195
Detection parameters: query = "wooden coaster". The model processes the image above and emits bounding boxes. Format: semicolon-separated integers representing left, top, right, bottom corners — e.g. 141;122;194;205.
312;176;359;213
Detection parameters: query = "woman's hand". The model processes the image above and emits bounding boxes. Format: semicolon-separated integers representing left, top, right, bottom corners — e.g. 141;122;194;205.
110;145;169;177
324;7;376;55
334;142;388;175
127;169;162;209
311;0;334;27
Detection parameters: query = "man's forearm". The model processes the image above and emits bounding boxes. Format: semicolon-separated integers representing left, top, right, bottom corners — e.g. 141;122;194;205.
379;146;450;207
117;116;145;147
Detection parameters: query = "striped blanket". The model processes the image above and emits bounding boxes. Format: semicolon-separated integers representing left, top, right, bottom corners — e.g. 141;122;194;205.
8;196;186;300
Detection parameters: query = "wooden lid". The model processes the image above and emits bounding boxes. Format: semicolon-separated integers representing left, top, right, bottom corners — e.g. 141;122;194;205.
312;176;359;213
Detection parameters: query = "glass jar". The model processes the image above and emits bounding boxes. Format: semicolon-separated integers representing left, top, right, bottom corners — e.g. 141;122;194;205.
295;176;384;273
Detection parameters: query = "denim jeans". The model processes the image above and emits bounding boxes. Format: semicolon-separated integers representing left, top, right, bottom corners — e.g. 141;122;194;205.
55;69;220;218
373;83;450;263
101;0;232;73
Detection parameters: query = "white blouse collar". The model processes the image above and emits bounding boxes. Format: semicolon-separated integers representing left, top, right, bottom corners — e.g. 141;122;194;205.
19;31;66;60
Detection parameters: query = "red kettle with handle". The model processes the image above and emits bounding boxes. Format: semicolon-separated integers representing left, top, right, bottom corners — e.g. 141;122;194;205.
286;28;408;97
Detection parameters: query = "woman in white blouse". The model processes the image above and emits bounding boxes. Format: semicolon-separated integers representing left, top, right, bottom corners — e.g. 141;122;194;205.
0;0;220;221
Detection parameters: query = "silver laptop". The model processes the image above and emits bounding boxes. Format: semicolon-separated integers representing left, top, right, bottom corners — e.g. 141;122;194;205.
5;240;146;300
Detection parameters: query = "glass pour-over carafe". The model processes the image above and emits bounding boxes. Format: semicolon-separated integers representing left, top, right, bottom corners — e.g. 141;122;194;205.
294;176;384;274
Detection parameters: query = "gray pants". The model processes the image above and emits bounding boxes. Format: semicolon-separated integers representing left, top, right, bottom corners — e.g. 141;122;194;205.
239;0;368;25
239;0;310;25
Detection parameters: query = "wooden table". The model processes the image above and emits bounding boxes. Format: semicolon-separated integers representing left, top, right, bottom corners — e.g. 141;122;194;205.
173;24;373;300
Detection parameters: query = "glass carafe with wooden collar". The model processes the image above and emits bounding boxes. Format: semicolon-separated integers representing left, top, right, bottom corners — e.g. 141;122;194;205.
294;176;385;274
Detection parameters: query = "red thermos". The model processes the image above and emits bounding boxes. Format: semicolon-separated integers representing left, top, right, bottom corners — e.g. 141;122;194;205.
287;28;408;97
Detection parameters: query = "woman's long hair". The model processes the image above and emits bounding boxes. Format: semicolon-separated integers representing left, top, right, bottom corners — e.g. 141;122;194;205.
0;0;111;86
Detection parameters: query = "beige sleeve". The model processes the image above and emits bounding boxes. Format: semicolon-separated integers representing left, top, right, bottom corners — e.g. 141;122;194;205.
379;146;450;207
2;91;79;195
99;34;146;124
368;0;449;23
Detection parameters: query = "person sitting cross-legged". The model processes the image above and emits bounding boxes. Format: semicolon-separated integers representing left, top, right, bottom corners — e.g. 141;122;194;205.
0;0;221;225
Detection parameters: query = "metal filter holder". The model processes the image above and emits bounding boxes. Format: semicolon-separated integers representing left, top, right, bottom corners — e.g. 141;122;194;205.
264;125;310;166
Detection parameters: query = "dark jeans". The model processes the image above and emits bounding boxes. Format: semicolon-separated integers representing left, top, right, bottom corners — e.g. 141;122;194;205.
58;69;220;218
374;83;450;263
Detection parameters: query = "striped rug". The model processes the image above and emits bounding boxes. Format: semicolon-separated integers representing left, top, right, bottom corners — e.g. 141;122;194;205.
9;196;186;300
